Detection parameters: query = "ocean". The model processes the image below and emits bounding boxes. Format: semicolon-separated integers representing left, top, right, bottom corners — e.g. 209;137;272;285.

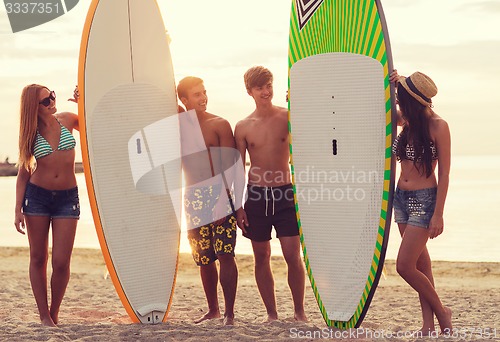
1;154;499;262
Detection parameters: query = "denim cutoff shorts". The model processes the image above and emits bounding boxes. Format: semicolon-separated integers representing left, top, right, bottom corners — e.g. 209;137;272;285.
23;182;80;219
393;187;437;228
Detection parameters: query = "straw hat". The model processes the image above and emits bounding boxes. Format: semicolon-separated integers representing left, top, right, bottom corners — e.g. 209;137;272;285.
398;72;437;107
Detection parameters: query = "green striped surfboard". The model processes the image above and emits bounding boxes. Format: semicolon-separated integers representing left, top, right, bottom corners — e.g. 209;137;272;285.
288;0;396;328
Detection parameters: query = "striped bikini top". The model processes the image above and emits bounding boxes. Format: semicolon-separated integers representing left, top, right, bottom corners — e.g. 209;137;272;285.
33;119;76;159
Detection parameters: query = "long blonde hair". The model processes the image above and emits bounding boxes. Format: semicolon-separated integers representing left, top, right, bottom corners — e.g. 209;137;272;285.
18;84;47;172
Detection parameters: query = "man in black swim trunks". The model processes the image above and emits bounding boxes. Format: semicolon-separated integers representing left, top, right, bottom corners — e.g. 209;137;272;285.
234;66;307;322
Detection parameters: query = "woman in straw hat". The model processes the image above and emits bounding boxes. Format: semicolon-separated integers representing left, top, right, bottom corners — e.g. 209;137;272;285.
14;84;80;327
390;71;452;335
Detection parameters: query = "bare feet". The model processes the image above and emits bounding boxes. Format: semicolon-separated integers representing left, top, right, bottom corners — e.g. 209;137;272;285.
40;316;57;327
50;310;59;325
223;315;235;326
418;327;437;337
194;311;221;324
265;313;278;323
409;328;437;338
437;306;452;333
294;311;308;322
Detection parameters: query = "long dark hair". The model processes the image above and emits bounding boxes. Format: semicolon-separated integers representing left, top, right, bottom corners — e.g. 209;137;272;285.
396;85;434;177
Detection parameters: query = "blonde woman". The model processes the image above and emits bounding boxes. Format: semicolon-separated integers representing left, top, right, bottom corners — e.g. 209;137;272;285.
14;84;79;327
391;71;452;335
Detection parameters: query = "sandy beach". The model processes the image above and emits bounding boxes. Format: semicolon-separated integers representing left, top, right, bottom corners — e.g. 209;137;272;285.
0;247;498;341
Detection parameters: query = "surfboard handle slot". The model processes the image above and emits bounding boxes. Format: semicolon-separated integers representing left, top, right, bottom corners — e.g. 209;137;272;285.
332;139;337;155
136;138;142;154
147;314;160;323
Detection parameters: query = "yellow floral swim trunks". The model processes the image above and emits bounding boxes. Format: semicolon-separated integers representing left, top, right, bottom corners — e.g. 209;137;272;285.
185;186;237;266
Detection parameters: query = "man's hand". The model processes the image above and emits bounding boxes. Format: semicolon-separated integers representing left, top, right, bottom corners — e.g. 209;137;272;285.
236;207;249;234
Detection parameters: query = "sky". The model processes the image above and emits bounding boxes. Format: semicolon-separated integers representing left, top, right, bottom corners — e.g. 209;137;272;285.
1;0;500;163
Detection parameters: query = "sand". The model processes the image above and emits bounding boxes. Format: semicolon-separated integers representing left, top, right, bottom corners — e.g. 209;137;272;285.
0;247;498;341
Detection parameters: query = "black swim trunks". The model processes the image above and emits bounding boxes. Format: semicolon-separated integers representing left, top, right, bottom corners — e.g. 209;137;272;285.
243;184;299;242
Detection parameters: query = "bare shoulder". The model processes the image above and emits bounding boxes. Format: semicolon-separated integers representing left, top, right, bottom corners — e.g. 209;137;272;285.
207;112;229;124
275;105;288;114
206;113;233;138
235;112;255;133
234;119;247;139
430;113;449;134
56;111;77;120
275;105;288;120
56;112;79;128
209;114;232;129
429;113;450;148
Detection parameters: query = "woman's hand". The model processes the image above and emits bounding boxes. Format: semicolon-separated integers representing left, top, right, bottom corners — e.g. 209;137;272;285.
390;69;400;84
14;209;26;235
428;214;444;239
68;85;79;103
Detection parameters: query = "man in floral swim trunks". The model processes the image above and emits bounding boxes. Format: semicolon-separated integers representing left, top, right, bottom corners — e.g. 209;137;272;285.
178;76;238;326
185;186;237;267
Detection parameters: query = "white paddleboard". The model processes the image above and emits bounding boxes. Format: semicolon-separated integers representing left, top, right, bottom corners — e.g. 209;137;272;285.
288;0;396;328
78;0;181;324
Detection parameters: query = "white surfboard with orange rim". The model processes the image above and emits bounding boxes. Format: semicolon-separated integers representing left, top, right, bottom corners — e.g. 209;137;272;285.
78;0;180;324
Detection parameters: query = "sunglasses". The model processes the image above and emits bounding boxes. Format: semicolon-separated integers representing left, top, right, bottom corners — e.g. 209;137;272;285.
39;91;56;107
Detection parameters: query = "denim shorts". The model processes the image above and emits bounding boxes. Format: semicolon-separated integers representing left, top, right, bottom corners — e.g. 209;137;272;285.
393;187;437;228
22;182;80;219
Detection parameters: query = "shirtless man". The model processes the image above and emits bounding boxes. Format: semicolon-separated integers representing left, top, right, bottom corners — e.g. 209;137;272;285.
234;66;307;322
178;76;238;325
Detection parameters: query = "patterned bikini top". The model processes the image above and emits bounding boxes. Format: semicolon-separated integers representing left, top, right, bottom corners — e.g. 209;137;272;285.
33;119;76;159
392;132;438;162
